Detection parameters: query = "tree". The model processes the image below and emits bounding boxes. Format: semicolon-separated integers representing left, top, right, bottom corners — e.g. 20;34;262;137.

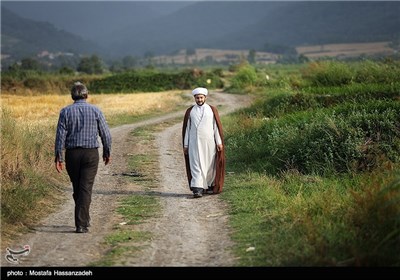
58;66;75;75
122;55;137;70
248;49;256;64
20;58;41;71
298;54;310;64
144;51;154;67
77;55;104;74
109;61;124;73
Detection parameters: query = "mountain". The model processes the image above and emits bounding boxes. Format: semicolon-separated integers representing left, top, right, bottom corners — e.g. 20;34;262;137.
2;1;399;61
107;1;290;57
1;1;192;44
108;1;399;56
1;7;102;60
213;1;400;50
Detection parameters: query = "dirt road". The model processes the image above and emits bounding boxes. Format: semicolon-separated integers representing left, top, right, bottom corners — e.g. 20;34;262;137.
3;91;252;268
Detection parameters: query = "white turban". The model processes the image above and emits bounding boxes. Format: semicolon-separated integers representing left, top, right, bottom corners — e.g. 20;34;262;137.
192;87;208;96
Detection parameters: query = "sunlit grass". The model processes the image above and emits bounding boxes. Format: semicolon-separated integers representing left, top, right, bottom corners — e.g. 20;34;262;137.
0;90;185;126
90;91;185;118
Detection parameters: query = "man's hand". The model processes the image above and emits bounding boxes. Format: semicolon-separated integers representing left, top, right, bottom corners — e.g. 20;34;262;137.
103;156;111;165
55;161;63;173
217;144;223;152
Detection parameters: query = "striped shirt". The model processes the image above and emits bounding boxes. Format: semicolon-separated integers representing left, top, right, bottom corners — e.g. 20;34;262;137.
55;99;112;162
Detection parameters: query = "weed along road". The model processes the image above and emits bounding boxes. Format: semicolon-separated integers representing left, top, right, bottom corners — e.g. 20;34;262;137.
5;91;252;267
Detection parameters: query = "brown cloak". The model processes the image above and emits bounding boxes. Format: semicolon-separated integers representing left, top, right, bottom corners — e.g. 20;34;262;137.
182;104;225;194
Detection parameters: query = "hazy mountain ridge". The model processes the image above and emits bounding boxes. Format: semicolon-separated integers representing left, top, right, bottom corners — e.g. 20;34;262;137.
1;7;102;59
224;1;400;49
1;1;399;61
1;1;192;43
107;1;292;57
127;1;399;55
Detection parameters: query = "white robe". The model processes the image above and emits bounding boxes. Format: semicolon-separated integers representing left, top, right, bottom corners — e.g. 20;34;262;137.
184;104;222;190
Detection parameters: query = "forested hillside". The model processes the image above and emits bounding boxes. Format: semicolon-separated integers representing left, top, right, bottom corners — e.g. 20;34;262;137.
1;8;102;60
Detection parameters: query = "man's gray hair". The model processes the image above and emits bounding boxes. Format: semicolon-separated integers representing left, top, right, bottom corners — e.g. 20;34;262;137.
71;81;88;100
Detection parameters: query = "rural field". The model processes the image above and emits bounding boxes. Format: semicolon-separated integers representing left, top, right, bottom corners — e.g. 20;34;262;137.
296;41;395;59
150;42;397;66
1;87;252;268
1;60;399;270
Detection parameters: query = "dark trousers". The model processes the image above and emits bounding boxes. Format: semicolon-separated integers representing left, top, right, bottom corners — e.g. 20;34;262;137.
65;148;99;228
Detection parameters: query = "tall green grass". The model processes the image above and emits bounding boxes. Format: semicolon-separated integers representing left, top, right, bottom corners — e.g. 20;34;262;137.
301;60;400;87
222;59;400;266
226;100;400;175
247;83;399;119
1;108;66;240
222;167;400;266
87;68;224;93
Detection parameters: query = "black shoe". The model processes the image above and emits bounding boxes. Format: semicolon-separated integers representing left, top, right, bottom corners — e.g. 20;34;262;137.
206;186;214;195
193;191;203;198
193;187;203;198
76;226;89;233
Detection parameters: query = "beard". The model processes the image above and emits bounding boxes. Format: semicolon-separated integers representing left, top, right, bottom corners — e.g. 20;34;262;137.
196;101;204;106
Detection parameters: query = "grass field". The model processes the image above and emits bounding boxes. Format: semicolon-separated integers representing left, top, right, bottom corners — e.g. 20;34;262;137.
2;60;399;266
1;90;186;127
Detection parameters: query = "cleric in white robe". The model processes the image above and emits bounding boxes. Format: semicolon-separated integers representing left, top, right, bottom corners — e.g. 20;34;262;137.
182;87;225;197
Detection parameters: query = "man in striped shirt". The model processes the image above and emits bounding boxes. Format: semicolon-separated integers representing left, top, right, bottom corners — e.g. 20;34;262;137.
55;81;112;233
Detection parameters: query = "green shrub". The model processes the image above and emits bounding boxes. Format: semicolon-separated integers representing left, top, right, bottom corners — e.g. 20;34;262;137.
226;101;400;175
353;60;400;84
301;61;354;87
88;69;223;93
300;60;400;88
228;64;259;91
250;82;400;118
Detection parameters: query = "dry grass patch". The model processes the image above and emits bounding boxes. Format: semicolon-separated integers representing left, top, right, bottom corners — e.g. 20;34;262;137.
1;90;186;126
90;91;184;118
